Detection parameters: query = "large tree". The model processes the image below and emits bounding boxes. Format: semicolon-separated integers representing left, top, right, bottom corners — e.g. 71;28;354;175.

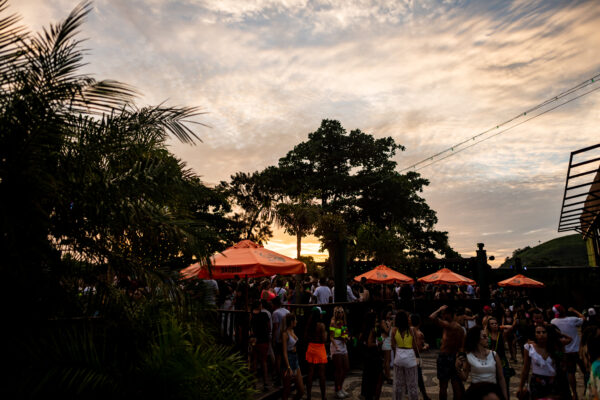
276;119;454;276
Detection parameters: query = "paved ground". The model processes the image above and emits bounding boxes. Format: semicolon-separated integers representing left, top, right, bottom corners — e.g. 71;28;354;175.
258;349;586;399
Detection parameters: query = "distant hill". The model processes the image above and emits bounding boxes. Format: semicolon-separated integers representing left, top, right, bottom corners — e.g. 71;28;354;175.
499;234;588;268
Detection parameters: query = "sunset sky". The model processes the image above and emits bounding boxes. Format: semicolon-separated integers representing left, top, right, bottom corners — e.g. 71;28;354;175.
14;0;600;267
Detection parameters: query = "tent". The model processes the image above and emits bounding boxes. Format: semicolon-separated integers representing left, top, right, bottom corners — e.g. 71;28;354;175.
180;240;306;280
417;267;476;286
497;274;544;288
353;264;414;284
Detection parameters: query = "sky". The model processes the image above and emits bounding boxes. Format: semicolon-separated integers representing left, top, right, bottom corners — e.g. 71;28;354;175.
13;0;600;267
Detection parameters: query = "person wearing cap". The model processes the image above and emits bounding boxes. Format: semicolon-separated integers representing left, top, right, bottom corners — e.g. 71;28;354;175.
305;306;328;400
551;304;586;400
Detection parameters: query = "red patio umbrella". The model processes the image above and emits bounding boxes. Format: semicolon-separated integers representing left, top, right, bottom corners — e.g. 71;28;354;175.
354;264;414;284
180;240;306;280
497;274;544;288
417;268;476;286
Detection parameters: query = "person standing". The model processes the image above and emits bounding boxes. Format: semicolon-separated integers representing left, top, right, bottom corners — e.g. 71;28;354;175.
502;308;517;362
381;310;394;384
250;300;271;391
272;296;290;387
282;313;305;400
204;278;219;306
485;317;514;398
305;306;328;400
391;310;419;400
456;326;507;400
330;306;350;398
313;277;333;304
361;311;384;400
552;304;586;400
430;304;466;400
583;327;600;400
411;314;431;400
518;324;562;400
273;278;287;303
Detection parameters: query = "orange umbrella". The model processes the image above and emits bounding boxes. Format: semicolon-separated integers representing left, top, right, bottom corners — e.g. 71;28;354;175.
180;240;306;280
417;268;476;286
354;265;414;284
498;274;544;288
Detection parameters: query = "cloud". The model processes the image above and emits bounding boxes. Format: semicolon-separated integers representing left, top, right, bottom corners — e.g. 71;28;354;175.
11;0;600;267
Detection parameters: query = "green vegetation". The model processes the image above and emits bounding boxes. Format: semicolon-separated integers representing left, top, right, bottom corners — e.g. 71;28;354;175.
500;234;588;268
0;2;253;398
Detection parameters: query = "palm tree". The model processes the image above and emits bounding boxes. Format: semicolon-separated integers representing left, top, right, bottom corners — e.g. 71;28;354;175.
0;2;254;397
275;199;320;259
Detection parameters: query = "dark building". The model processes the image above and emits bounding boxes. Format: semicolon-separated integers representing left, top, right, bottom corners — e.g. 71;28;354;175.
558;143;600;266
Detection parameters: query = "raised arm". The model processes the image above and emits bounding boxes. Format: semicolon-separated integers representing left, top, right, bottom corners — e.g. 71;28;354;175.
429;305;450;328
568;307;584;319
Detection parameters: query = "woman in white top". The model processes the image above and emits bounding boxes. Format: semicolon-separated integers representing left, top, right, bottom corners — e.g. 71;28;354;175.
456;326;508;400
518;324;561;400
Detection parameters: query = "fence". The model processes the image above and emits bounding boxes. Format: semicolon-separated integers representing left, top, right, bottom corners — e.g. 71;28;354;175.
215;298;482;370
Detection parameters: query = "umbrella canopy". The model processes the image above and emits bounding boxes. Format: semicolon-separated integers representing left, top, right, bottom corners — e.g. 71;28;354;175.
180;240;306;280
497;274;544;288
354;265;414;284
417;268;476;286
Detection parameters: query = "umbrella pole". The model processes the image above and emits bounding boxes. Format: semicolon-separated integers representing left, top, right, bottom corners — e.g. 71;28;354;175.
245;275;249;311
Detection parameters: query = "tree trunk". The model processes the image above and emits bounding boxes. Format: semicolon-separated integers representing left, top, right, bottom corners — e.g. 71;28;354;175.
296;232;302;259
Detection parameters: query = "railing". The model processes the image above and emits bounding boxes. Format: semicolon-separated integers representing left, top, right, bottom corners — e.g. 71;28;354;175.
214;298;482;366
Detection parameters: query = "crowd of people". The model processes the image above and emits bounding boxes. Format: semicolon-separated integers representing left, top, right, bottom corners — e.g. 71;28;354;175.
200;274;600;400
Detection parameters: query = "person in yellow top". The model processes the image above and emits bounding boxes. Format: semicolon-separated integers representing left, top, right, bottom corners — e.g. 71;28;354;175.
330;307;350;399
391;310;419;400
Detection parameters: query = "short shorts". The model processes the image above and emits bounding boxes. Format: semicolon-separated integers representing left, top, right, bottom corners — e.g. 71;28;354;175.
565;352;580;374
306;342;328;364
287;351;299;370
437;353;458;382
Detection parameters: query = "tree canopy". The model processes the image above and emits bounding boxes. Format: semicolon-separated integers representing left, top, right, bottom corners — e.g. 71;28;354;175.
225;119;457;271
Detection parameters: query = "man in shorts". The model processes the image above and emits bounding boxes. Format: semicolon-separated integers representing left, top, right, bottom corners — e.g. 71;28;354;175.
430;304;465;400
551;304;586;400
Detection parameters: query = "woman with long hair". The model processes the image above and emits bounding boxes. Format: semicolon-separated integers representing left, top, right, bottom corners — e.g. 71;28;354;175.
518;324;562;399
330;306;350;398
502;308;517;362
391;310;419;400
456;326;508;400
305;306;328;400
282;313;305;400
361;311;384;400
514;308;531;358
485;317;514;397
